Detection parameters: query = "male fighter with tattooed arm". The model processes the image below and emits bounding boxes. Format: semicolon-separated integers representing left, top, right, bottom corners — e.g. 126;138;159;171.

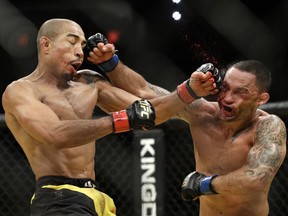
87;33;287;216
1;19;215;216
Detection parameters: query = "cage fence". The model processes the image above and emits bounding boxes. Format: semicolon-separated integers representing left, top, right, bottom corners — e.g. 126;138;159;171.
0;102;287;216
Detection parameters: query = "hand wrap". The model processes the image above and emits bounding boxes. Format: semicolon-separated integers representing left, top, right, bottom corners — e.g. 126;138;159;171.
110;99;156;133
84;33;119;72
181;171;218;201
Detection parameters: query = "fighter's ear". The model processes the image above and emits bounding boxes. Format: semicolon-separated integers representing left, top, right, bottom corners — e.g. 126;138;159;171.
258;92;269;106
40;36;51;53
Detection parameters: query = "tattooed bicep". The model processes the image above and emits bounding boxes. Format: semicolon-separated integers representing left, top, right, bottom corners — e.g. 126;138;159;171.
148;83;170;96
246;115;286;181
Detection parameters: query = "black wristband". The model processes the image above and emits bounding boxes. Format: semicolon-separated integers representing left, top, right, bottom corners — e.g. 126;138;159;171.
185;79;201;99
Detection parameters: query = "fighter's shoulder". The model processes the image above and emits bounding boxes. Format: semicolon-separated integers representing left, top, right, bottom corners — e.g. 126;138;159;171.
257;111;286;134
188;98;218;113
3;79;34;96
178;98;217;122
2;79;36;110
258;109;284;122
74;69;108;84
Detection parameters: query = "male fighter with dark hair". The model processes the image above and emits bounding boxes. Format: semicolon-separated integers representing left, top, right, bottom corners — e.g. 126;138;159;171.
87;33;287;216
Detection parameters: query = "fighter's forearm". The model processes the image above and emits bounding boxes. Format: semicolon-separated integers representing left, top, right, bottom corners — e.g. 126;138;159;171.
211;167;270;195
42;117;114;149
106;61;158;99
33;99;156;149
150;90;189;125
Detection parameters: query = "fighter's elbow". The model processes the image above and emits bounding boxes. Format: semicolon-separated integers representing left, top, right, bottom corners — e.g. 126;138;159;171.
244;171;272;192
42;131;67;149
40;124;73;149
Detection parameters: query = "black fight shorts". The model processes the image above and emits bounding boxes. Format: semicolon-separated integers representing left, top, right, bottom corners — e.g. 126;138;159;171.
30;176;116;216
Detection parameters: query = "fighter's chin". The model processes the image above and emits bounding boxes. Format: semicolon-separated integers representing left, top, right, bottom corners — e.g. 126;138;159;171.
219;108;236;121
219;114;236;122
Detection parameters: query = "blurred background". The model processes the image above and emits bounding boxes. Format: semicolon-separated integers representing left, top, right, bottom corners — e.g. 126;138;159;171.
0;0;288;215
1;0;288;111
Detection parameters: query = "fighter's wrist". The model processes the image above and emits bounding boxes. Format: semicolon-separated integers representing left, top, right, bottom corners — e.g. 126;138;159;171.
177;79;201;104
98;54;119;73
200;175;218;195
110;110;130;133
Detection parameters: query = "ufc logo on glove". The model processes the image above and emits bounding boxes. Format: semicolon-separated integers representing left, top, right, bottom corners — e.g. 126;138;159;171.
110;99;155;133
139;100;152;119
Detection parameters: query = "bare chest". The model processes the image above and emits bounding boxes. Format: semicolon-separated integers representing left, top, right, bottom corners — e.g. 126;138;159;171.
192;126;254;174
39;83;98;120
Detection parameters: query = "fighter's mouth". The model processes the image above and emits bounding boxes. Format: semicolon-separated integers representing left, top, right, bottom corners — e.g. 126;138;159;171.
223;105;232;112
71;62;81;70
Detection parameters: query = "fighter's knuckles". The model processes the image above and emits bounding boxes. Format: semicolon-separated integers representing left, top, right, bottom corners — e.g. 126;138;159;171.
191;71;202;78
87;55;103;65
96;43;106;51
95;51;105;57
104;43;114;49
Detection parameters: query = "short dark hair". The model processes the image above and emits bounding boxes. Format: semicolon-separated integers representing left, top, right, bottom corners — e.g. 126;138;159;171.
227;60;271;92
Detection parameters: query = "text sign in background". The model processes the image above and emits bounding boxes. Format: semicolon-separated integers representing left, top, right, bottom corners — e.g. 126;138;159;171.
133;130;165;216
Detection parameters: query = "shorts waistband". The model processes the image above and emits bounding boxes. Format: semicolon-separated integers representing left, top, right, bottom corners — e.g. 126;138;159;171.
36;176;98;189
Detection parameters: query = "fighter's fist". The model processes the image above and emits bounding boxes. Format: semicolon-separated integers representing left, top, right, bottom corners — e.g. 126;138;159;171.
177;72;216;104
196;63;224;101
197;63;222;90
110;99;156;133
84;33;109;54
181;171;218;201
84;33;119;72
177;63;223;104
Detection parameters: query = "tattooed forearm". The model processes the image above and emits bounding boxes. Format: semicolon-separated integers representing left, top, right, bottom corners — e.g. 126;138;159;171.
245;115;286;182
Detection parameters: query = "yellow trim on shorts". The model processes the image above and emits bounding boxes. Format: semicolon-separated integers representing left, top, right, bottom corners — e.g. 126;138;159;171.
40;184;116;216
30;194;35;204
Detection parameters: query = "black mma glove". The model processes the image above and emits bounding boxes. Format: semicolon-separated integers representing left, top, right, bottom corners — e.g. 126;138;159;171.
110;99;156;133
181;171;218;201
83;33;119;73
197;63;222;90
197;63;224;101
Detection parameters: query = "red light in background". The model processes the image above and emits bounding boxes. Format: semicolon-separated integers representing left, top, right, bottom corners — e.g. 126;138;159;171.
17;33;30;47
107;30;120;44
